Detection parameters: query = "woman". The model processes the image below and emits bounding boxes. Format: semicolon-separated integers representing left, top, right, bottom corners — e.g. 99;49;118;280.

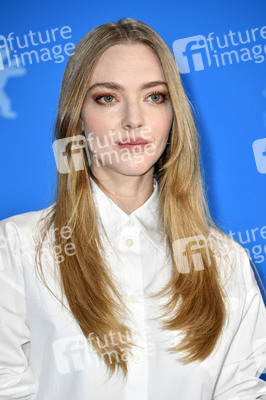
0;17;265;399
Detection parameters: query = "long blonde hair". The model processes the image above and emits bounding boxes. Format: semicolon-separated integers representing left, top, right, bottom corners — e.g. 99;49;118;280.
36;17;233;380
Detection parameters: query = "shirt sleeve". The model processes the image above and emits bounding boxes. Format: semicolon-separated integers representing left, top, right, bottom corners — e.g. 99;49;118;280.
0;218;37;399
213;246;266;400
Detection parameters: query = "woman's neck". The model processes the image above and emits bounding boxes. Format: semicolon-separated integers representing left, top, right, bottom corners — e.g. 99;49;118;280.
91;167;155;214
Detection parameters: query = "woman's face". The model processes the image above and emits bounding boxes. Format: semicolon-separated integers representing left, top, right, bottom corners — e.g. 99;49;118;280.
81;43;173;179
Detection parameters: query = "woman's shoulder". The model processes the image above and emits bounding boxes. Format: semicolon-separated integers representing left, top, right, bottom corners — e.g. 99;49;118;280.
0;203;55;239
207;227;263;296
207;227;251;284
208;226;245;259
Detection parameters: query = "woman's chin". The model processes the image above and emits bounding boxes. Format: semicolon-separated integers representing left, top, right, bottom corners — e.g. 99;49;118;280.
92;159;154;177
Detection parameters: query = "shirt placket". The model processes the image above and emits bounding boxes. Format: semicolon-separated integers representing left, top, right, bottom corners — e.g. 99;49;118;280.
118;218;149;400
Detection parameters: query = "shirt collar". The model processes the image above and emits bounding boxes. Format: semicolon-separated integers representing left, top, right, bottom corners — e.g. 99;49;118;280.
90;176;167;255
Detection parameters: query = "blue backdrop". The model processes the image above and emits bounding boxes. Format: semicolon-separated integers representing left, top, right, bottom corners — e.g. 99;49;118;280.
1;1;265;306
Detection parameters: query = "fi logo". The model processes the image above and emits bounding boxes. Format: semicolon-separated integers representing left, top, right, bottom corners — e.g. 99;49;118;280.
252;138;266;174
52;135;91;174
172;235;211;273
172;35;211;74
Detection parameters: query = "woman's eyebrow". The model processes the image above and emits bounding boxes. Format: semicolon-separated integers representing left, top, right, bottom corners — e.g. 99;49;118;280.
88;81;168;92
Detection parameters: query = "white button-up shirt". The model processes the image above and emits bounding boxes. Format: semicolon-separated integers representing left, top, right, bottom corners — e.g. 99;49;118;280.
0;177;266;399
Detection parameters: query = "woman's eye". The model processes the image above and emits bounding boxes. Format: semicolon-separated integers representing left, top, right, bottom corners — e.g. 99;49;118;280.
147;92;168;104
95;94;115;105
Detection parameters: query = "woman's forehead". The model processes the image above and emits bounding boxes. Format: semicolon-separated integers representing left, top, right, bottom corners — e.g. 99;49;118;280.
89;44;164;82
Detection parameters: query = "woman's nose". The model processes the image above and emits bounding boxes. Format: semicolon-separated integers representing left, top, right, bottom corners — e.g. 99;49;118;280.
121;100;145;132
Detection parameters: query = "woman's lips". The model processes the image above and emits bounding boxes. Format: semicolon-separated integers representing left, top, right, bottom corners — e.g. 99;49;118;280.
116;143;149;153
115;138;150;153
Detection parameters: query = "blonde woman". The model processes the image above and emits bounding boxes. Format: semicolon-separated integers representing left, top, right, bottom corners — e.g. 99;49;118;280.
0;17;265;399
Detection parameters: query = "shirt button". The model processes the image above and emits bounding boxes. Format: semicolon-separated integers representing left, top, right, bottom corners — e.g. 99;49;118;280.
126;220;135;228
125;239;134;247
128;295;138;303
133;354;141;363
